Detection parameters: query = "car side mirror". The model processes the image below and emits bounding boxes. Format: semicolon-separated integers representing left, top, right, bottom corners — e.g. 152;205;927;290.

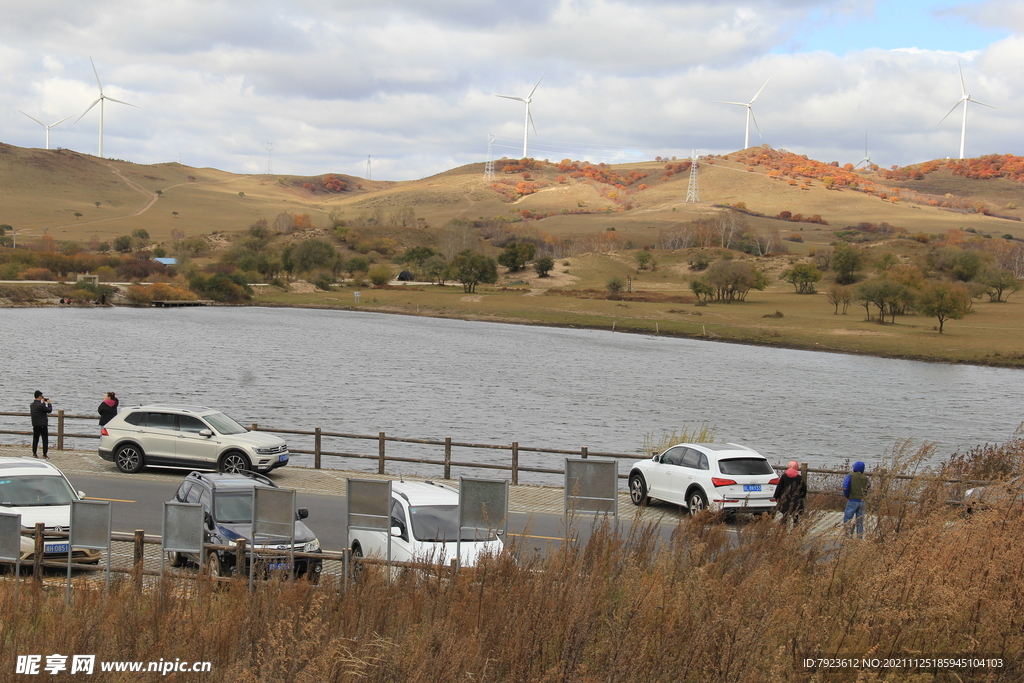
199;429;213;438
204;512;215;529
390;526;403;538
297;508;309;520
78;490;86;498
654;454;662;463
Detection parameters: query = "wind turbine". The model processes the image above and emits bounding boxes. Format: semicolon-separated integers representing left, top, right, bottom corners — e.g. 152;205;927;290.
496;73;544;158
717;77;771;150
855;134;872;169
938;60;994;160
75;57;139;158
19;111;73;150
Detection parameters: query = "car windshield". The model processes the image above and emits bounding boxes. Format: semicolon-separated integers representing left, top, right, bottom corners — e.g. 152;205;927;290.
0;475;77;507
203;412;247;436
408;504;498;542
718;458;774;476
214;492;254;523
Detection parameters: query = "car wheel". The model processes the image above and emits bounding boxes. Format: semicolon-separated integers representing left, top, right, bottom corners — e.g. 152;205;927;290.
687;489;708;515
219;451;250;474
206;552;222;578
628;473;649;506
114;444;145;473
167;550;186;568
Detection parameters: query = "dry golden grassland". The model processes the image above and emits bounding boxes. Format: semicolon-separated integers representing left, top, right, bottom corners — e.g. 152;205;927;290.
3;459;1022;682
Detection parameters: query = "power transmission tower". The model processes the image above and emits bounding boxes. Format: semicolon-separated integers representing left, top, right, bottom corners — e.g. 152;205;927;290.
484;133;495;179
266;142;273;175
685;150;699;203
366;155;372;181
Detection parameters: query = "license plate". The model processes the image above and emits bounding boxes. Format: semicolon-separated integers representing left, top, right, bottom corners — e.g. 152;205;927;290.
279;454;289;462
268;562;291;571
743;485;762;492
45;543;70;554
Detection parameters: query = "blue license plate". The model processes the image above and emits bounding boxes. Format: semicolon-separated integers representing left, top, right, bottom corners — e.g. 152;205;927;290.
279;454;289;462
743;485;762;492
45;543;70;553
268;562;291;571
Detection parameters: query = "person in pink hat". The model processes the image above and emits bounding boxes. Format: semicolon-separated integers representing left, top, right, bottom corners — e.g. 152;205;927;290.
773;460;807;524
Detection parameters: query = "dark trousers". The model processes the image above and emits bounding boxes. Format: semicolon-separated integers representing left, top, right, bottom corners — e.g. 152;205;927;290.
32;425;48;456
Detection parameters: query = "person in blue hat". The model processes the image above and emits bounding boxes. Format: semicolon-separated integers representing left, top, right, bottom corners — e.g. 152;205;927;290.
842;461;869;538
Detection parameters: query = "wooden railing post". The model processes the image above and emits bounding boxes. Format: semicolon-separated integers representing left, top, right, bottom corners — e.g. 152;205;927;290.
33;523;44;584
512;442;519;486
581;446;588;459
235;539;247;581
444;438;451;480
378;432;386;474
251;423;258;431
314;428;322;469
133;530;145;588
57;410;65;451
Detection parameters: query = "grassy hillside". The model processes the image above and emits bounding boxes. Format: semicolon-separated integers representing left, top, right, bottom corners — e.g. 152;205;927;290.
3;142;1022;251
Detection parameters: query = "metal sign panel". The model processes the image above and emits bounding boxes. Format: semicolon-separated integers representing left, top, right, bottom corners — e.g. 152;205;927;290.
564;458;618;516
162;502;204;555
347;479;391;530
0;512;21;562
459;478;508;538
253;487;294;538
70;500;112;550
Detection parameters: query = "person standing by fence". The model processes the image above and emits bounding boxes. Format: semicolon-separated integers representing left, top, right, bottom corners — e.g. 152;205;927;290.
842;461;869;538
98;391;119;427
30;390;52;459
774;460;807;524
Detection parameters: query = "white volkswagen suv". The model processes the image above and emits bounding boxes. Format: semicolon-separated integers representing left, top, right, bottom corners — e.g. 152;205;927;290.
628;443;779;515
98;405;289;474
349;480;504;571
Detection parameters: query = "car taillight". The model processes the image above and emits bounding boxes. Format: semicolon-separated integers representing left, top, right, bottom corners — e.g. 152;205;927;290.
101;428;108;436
712;477;737;487
768;477;779;485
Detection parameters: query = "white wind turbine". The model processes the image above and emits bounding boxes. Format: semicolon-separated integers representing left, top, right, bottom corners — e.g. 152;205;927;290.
717;77;771;150
75;57;139;158
855;133;872;169
938;60;994;160
19;111;73;150
496;73;544;158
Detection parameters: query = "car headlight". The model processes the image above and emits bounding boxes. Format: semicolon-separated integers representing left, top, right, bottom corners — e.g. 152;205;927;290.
303;538;321;553
254;446;276;455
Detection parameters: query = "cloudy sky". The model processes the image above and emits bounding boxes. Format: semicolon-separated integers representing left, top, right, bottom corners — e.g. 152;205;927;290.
2;0;1022;181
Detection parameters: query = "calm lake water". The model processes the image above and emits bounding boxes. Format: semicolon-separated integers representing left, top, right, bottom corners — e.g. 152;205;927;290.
1;306;1021;484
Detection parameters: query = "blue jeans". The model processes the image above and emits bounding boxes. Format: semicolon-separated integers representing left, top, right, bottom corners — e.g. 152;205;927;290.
843;499;865;537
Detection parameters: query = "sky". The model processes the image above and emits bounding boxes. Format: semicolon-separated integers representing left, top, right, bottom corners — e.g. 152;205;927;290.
1;0;1022;181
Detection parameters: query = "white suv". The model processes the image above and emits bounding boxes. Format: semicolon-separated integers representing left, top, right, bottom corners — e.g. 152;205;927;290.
98;405;289;474
628;443;779;515
0;457;101;564
349;480;504;570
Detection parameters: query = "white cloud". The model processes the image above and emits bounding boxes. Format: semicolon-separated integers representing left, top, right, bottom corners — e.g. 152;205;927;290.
0;1;1020;179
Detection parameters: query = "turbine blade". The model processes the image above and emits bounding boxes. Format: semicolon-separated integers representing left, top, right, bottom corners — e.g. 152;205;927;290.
528;71;546;99
957;60;966;97
938;101;961;125
51;114;74;126
20;111;45;127
529;108;538;136
750;108;762;138
968;97;995;109
496;95;526;102
75;98;101;123
104;95;140;108
750;76;772;104
716;101;747;107
90;56;103;93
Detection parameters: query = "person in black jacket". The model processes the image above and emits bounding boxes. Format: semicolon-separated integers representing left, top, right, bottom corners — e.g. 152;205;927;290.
773;460;807;524
98;392;119;427
30;390;52;459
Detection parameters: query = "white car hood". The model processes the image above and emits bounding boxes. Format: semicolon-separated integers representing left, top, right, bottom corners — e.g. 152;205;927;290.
3;504;72;530
219;431;286;448
417;539;504;568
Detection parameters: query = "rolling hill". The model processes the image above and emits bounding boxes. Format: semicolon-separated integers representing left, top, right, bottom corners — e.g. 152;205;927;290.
2;142;1023;255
